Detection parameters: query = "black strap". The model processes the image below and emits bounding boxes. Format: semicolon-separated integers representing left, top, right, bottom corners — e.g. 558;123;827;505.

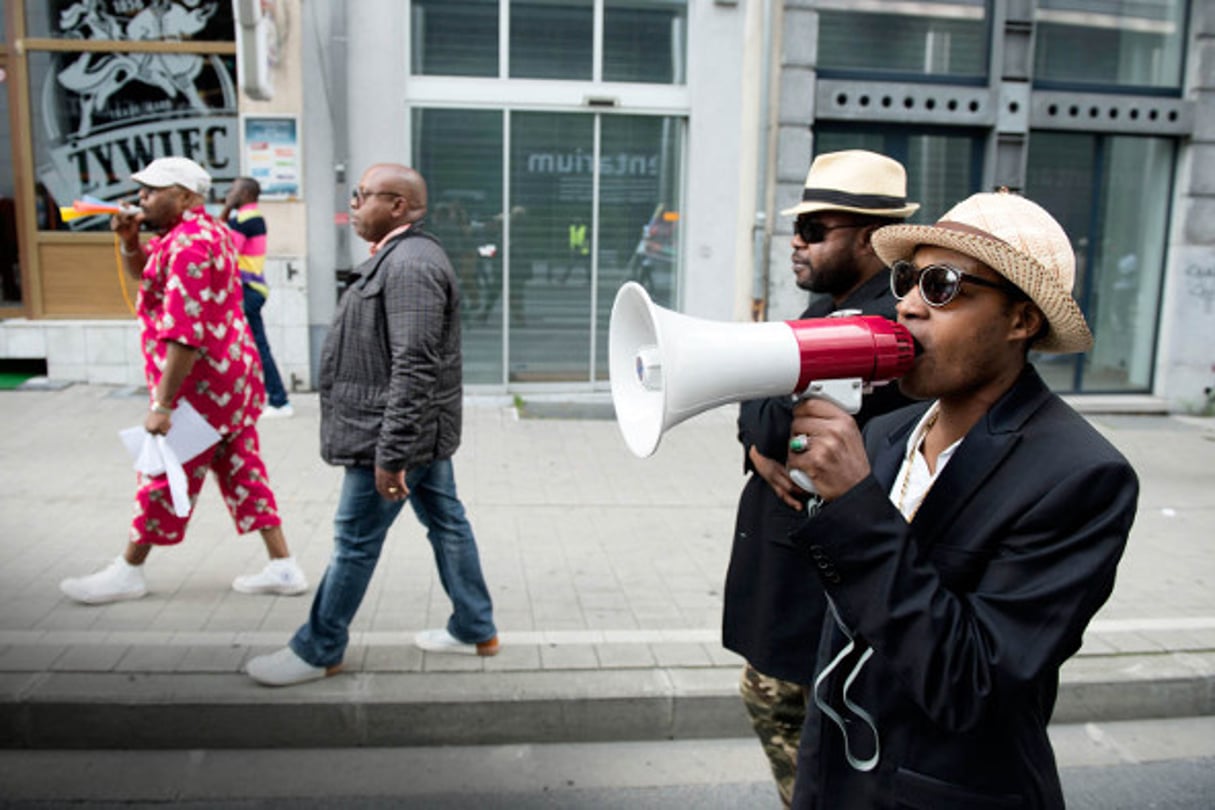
802;188;907;209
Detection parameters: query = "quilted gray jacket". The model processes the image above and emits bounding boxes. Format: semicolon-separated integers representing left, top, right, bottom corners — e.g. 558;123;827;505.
318;227;463;471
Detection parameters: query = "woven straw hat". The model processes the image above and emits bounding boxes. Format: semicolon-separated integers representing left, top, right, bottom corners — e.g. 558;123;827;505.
871;190;1092;354
782;150;920;219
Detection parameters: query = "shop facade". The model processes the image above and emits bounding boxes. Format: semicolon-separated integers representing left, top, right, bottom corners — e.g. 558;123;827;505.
1;1;1212;411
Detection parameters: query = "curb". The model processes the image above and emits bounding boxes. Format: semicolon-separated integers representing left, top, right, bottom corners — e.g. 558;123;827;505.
3;652;1213;750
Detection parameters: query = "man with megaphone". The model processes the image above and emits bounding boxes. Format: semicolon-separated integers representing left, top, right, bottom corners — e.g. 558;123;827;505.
722;150;919;807
782;191;1138;809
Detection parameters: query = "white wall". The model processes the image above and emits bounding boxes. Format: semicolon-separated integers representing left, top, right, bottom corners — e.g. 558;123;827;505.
346;1;410;269
680;1;750;322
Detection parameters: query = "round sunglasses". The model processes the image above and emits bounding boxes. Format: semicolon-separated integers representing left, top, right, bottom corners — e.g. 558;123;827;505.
890;260;1026;307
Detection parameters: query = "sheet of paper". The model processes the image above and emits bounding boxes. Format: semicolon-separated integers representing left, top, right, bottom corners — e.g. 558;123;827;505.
119;400;222;517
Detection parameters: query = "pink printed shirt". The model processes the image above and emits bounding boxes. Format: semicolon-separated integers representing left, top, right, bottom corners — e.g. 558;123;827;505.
138;207;265;435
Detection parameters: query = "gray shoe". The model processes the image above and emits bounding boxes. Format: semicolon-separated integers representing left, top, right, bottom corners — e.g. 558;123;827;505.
246;647;341;687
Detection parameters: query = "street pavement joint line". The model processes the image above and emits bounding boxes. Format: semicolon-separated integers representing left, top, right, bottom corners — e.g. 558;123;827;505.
1083;721;1141;765
0;628;723;648
1087;617;1215;633
5;619;1214;648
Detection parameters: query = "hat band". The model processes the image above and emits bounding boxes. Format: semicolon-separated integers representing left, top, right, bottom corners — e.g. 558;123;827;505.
802;188;907;209
934;219;1011;247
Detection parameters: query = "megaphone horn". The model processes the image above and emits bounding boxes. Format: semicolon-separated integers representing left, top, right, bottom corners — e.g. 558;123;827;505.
608;282;914;458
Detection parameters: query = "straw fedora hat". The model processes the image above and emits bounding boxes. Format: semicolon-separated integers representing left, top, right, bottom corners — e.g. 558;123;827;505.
781;150;920;219
871;190;1093;354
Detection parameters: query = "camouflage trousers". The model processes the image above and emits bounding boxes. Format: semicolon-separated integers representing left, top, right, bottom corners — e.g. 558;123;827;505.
740;662;809;809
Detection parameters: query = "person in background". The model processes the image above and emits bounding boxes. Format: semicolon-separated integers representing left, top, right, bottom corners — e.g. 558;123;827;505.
246;163;498;687
220;177;292;418
722;150;917;807
784;190;1138;809
59;157;308;604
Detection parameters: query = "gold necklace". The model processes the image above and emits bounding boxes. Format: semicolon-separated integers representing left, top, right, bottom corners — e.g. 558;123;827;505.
896;409;939;519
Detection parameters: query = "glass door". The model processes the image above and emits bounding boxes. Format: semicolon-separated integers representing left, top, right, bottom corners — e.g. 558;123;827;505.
414;107;684;387
508;112;595;382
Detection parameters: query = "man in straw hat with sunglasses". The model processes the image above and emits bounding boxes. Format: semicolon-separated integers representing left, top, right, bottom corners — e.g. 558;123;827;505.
783;190;1138;808
722;149;917;806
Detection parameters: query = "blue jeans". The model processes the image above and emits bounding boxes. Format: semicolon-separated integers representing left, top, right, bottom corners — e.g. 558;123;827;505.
242;285;289;408
289;461;496;667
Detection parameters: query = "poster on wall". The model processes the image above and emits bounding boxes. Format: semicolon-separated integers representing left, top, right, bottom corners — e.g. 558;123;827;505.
242;115;301;200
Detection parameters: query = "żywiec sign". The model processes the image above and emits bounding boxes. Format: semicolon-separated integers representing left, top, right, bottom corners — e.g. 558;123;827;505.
36;1;238;229
50;119;235;203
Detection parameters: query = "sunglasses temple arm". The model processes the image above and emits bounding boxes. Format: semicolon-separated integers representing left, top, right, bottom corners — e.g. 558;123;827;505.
786;377;865;497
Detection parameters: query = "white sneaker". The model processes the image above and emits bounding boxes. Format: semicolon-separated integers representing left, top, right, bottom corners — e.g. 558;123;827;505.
262;403;294;419
232;557;308;595
60;556;147;605
414;628;500;657
246;646;341;687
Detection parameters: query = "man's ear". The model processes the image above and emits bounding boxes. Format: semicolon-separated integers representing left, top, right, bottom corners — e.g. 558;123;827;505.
1009;300;1046;345
856;225;880;257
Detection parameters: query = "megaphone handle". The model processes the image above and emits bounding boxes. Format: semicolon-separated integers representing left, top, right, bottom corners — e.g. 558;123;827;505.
786;376;864;502
787;470;824;516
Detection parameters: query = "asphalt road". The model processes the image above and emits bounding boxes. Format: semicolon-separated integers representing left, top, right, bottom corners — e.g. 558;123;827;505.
2;717;1213;808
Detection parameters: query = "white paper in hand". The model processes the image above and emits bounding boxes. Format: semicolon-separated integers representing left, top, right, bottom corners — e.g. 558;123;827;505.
119;400;222;517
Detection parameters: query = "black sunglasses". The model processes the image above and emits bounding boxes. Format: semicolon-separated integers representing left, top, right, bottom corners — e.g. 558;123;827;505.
890;260;1026;308
794;218;865;244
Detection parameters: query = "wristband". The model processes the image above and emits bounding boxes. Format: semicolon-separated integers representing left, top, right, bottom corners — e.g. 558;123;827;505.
119;242;139;257
150;400;174;416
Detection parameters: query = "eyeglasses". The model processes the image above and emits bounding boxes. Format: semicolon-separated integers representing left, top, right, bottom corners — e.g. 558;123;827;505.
890;260;1026;308
351;187;404;206
794;218;864;244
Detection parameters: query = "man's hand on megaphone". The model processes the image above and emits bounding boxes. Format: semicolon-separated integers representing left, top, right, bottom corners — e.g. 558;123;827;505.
748;445;808;511
787;398;871;502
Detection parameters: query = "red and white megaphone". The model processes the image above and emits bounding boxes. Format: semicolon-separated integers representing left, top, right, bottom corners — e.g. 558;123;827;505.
609;281;915;459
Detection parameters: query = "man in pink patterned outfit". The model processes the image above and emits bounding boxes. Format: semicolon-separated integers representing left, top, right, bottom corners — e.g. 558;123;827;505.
59;157;309;605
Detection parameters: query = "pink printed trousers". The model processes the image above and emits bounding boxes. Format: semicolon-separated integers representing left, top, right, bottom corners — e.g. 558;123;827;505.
129;424;280;546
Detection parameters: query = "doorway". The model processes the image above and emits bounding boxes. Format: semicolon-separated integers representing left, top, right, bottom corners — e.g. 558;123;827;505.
413;107;684;387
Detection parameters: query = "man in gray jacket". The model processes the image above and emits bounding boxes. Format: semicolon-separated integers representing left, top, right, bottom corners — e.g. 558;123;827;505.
247;163;498;686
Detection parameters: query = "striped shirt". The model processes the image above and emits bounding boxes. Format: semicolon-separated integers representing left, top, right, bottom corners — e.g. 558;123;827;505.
226;203;268;297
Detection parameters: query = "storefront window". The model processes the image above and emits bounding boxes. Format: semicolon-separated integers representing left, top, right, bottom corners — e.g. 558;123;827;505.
816;0;987;80
1;70;22;305
411;1;688;84
1026;132;1172;393
813;127;983;223
510;0;593;80
411;0;499;77
28;48;239;231
603;0;686;84
1035;0;1186;90
23;0;234;41
412;108;506;384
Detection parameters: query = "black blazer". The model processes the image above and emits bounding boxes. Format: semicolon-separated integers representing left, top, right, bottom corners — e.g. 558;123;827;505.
722;271;910;683
791;366;1139;809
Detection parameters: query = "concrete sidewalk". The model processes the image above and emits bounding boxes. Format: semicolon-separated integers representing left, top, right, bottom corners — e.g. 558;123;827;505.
0;385;1213;749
